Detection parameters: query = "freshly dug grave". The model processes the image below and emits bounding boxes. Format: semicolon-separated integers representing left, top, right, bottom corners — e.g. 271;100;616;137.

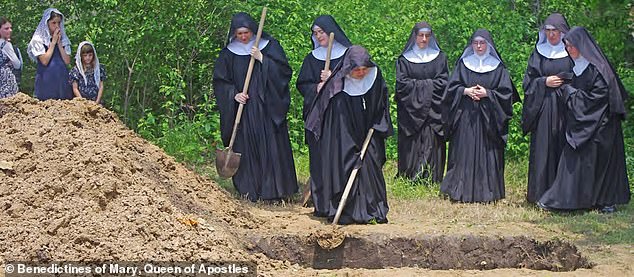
248;233;592;271
0;94;270;267
0;93;595;275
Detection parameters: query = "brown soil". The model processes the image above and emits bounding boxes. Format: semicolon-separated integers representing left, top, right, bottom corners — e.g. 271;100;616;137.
0;94;272;270
250;233;591;270
1;93;632;276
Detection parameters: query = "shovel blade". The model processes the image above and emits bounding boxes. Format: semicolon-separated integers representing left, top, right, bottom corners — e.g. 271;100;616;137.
215;148;241;179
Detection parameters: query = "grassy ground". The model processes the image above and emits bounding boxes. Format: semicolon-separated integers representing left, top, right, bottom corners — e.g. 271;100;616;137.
195;152;633;246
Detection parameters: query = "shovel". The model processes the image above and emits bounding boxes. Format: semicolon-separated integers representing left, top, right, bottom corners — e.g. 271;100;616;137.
332;128;375;225
302;32;336;207
315;128;375;250
323;32;336;74
216;7;267;179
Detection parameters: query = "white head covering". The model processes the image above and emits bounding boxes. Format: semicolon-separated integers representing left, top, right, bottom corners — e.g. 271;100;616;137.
535;13;570;59
343;67;377;96
566;26;627;117
311;29;347;61
27;8;71;61
226;12;270;56
310;35;348;61
309;15;352;61
75;41;101;85
572;55;590;76
227;36;269;56
536;26;567;59
402;27;440;63
461;36;500;73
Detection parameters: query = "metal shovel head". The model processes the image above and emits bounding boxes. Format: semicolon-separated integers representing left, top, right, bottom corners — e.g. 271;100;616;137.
215;147;241;179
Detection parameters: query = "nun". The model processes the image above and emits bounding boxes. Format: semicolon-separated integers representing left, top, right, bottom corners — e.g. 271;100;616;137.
521;13;574;203
537;27;630;213
395;21;448;182
27;8;73;100
296;15;351;216
440;29;519;203
212;12;298;202
306;45;393;224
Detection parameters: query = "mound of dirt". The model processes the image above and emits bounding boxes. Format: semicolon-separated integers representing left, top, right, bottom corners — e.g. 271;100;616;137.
0;94;267;265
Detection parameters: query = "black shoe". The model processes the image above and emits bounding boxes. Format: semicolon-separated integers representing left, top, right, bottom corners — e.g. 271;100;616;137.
598;205;617;214
536;201;554;211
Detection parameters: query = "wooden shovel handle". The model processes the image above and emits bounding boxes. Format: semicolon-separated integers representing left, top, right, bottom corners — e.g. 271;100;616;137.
324;32;335;70
332;128;375;225
227;7;267;149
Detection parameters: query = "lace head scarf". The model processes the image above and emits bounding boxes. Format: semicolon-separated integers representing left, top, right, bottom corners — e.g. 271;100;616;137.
27;8;71;61
75;41;101;85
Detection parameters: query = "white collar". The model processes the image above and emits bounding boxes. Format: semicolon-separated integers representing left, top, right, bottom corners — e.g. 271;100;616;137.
462;53;500;73
311;40;347;61
343;67;378;96
572;55;589;76
403;46;440;63
227;38;270;56
536;41;568;59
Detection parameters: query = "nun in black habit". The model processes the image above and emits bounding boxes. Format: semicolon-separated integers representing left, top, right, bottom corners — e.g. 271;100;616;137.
537;27;630;213
441;29;519;203
521;13;574;203
396;21;448;182
306;45;393;224
296;15;351;216
212;12;298;202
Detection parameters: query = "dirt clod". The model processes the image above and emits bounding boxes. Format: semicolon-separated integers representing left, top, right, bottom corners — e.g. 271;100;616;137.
314;226;346;250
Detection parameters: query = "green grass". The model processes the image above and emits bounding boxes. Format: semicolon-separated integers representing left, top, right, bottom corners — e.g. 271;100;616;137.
540;205;634;245
180;132;632;245
384;161;442;200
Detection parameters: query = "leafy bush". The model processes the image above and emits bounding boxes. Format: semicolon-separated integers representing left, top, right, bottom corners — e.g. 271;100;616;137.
3;0;631;169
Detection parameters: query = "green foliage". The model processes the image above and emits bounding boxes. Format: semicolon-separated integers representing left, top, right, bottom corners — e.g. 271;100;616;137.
1;0;631;166
229;0;631;160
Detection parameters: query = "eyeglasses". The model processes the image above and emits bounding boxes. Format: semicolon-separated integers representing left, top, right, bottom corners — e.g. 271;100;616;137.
472;41;487;46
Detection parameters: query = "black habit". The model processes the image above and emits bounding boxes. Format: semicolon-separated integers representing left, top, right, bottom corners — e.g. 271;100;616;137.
396;21;448;182
296;15;351;216
538;27;630;210
521;13;573;203
441;29;519;203
306;45;393;224
213;12;298;201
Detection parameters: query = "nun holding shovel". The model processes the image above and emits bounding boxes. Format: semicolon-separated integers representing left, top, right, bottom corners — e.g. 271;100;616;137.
296;15;352;215
213;10;298;202
306;45;393;224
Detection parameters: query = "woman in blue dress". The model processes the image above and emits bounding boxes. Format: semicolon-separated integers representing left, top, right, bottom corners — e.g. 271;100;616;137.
69;41;106;103
27;8;72;100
